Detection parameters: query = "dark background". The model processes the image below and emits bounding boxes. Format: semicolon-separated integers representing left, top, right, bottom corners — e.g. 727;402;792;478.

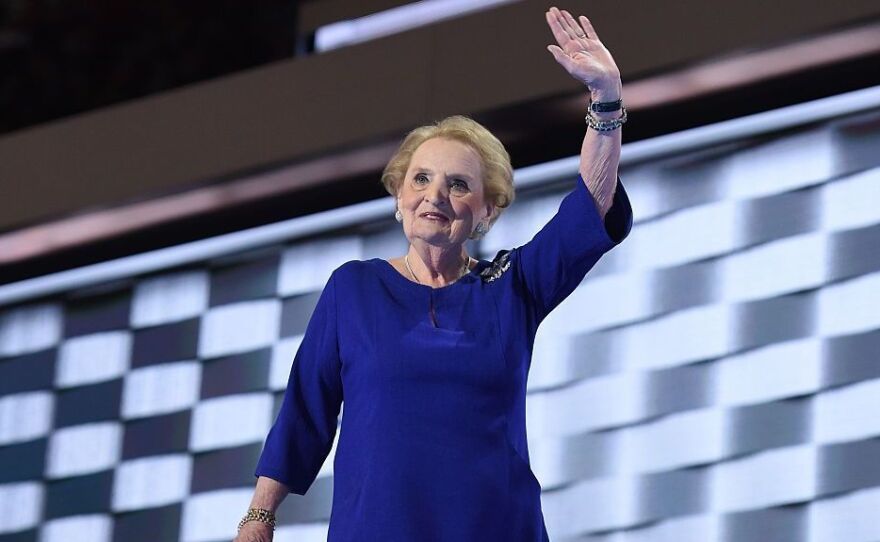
1;0;300;136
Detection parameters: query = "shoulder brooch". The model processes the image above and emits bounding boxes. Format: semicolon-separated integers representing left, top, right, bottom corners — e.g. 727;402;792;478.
479;249;512;283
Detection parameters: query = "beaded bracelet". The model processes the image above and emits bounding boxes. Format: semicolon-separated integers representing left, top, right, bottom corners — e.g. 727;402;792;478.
237;508;276;532
585;105;627;131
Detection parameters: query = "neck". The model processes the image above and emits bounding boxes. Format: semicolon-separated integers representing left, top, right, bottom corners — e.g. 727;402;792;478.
406;244;471;286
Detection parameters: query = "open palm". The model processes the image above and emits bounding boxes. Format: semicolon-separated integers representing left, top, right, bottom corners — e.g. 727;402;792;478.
545;7;620;98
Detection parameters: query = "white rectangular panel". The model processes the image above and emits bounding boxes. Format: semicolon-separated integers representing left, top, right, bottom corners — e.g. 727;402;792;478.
189;393;272;452
56;331;131;388
270;336;302;391
46;422;121;479
618;408;725;475
112;455;192;512
121;361;201;419
715;338;822;407
808;485;880;542
198;300;280;359
821;167;880;232
39;515;111;542
0;303;61;357
814;378;880;445
818;272;880;337
180;488;251;542
710;444;817;513
0;482;42;534
0;392;53;446
277;237;362;296
130;270;209;328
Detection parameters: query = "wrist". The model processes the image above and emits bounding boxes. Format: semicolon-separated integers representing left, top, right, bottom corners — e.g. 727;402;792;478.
591;109;623;121
238;508;276;533
588;76;624;124
591;90;621;104
238;521;275;540
589;78;622;103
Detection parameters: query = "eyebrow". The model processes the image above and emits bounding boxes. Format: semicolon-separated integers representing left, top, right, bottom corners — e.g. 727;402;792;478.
412;168;474;182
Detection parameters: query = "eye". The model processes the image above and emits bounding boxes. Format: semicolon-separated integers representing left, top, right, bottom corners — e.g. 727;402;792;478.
414;173;429;184
451;179;469;192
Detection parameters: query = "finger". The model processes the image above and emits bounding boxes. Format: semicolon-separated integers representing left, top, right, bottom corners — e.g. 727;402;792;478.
550;6;579;41
561;9;586;39
547;44;576;72
579;15;600;41
557;8;581;41
545;9;573;48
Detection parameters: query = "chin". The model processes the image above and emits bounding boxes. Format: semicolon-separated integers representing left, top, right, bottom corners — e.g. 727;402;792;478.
412;231;458;245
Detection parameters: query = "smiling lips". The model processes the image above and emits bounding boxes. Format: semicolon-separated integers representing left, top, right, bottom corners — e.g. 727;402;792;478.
420;212;449;221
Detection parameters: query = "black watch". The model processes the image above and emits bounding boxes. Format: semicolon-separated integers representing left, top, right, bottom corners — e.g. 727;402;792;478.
590;98;622;113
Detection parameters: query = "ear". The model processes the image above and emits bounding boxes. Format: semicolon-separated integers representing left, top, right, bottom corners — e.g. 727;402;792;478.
484;202;496;224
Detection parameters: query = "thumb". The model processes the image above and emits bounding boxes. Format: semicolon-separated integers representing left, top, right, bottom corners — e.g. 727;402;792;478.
547;45;575;70
546;45;564;58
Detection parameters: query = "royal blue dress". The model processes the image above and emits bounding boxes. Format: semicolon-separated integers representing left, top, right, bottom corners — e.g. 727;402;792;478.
255;173;633;541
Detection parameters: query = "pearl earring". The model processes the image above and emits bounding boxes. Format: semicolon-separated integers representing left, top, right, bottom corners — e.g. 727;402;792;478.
395;209;403;222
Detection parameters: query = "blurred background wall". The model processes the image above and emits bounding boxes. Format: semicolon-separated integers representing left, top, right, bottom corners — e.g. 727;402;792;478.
1;1;880;541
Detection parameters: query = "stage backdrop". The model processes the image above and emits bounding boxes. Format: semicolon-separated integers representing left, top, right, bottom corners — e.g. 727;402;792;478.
1;88;879;542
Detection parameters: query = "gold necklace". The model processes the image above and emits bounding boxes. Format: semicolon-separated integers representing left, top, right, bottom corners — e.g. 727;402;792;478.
404;253;472;285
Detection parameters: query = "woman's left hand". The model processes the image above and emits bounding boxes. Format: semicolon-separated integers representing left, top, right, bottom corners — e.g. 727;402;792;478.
544;7;621;101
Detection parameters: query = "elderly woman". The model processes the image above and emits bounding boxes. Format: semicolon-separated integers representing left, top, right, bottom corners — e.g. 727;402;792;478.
235;7;632;542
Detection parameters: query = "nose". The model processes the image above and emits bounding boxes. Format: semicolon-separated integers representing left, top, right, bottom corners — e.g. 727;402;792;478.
425;177;450;206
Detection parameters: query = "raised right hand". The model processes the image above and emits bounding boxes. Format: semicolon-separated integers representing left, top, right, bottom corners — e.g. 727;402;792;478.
544;6;621;100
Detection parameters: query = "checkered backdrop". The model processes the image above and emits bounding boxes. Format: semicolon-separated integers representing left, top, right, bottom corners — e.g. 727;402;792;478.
1;96;880;542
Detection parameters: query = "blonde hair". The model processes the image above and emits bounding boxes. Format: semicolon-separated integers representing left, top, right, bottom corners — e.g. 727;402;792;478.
381;115;515;240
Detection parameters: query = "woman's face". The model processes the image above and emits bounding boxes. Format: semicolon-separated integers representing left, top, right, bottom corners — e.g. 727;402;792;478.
396;137;494;249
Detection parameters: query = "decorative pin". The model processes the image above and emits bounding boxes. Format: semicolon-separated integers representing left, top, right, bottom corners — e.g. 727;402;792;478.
479;250;512;283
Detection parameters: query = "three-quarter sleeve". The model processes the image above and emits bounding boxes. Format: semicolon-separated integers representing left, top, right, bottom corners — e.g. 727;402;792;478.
254;271;343;495
513;173;633;323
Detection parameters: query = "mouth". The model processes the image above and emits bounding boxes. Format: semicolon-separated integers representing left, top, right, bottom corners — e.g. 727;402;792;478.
420;212;449;222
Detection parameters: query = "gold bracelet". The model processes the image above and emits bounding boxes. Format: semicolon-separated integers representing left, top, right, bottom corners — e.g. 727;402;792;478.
237;508;276;532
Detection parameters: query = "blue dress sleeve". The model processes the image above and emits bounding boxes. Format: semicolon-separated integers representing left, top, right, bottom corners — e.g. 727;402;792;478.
254;271;343;495
513;174;633;323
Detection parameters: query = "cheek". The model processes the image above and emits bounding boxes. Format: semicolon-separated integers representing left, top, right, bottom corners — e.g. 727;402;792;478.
457;202;481;219
399;194;418;212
